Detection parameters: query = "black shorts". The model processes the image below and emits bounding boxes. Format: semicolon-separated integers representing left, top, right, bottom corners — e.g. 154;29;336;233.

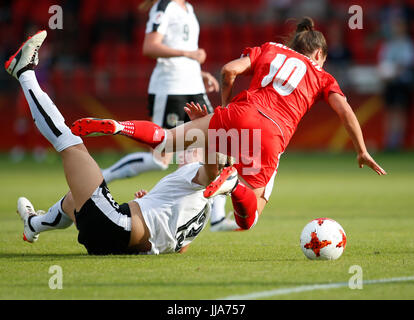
384;81;412;110
75;181;131;255
148;93;213;129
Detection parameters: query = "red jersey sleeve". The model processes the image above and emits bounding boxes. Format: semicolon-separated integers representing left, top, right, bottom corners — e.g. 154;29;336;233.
241;46;262;73
322;73;345;102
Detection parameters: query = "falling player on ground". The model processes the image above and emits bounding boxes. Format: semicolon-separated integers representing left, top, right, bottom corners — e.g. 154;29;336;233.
6;31;238;255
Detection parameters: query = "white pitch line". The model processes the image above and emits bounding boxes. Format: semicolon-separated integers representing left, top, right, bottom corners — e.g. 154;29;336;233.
219;276;414;300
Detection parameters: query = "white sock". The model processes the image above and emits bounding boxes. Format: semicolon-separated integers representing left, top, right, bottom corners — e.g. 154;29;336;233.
102;152;168;183
28;197;73;233
18;71;83;152
210;195;227;225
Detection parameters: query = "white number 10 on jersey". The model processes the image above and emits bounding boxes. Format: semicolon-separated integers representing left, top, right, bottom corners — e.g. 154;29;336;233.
261;54;307;96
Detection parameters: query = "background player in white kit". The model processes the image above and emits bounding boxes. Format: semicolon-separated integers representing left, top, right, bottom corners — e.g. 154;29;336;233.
100;0;237;232
7;31;239;255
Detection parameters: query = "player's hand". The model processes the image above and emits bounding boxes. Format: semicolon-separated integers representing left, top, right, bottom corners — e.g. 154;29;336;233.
202;71;219;93
134;190;148;199
186;48;206;64
357;152;387;175
184;102;208;120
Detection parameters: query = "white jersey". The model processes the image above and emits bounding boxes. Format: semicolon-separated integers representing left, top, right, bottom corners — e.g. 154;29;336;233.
146;0;205;95
134;162;211;255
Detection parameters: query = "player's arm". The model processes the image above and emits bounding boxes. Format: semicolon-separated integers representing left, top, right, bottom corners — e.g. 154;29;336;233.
201;71;219;93
328;93;387;175
221;56;251;106
142;32;206;64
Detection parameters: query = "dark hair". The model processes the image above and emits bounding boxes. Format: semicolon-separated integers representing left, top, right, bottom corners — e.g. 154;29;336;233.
287;17;328;57
139;0;157;12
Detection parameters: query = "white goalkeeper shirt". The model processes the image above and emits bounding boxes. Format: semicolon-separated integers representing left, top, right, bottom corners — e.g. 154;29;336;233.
134;163;211;255
145;0;205;95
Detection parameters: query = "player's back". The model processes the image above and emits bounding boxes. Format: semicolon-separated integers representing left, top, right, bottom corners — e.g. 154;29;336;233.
234;42;343;144
134;162;211;254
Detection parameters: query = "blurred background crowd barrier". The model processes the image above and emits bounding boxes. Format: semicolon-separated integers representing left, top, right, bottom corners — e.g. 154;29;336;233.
0;0;413;159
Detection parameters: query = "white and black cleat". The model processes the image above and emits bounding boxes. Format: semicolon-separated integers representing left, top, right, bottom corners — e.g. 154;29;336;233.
210;214;240;232
17;197;40;243
5;30;47;80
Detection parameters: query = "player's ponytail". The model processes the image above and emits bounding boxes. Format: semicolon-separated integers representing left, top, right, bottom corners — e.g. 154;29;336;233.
287;17;328;57
139;0;158;12
296;17;315;33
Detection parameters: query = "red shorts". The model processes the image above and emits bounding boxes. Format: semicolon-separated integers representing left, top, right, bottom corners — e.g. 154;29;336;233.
208;102;285;191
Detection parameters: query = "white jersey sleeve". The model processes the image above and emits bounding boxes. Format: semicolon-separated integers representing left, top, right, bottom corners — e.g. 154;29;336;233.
145;0;171;35
134;163;211;255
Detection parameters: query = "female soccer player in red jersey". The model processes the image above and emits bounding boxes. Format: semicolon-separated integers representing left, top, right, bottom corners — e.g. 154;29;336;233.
72;18;387;231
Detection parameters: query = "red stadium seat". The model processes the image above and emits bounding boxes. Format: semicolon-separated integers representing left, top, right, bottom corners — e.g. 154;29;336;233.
235;23;256;50
71;67;92;94
258;23;278;44
216;24;236;63
31;0;56;26
100;0;129;20
92;42;112;71
50;68;65;94
114;43;130;69
111;69;129;95
132;25;146;47
80;0;100;26
11;0;29;23
199;25;215;68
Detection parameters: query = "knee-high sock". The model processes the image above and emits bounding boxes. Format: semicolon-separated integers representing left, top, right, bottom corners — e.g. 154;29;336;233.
119;121;166;151
102;152;168;183
19;71;82;152
231;182;259;230
28;197;73;233
210;195;227;224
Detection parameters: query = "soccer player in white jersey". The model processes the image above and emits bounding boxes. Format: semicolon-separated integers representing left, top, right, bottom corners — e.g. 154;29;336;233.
100;0;236;232
7;31;239;255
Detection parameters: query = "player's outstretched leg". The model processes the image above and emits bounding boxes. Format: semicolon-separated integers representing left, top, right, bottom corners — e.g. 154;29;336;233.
102;151;168;183
71;113;213;155
6;30;83;153
6;31;103;212
71;119;168;151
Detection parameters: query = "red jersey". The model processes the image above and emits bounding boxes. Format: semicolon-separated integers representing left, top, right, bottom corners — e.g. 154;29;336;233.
231;42;345;145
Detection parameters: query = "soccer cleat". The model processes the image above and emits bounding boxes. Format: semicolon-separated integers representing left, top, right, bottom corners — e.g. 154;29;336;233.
71;118;125;137
17;197;40;243
204;166;239;199
210;215;240;232
5;30;47;80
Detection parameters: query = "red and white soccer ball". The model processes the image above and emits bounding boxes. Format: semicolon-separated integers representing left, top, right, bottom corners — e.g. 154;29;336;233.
300;218;347;260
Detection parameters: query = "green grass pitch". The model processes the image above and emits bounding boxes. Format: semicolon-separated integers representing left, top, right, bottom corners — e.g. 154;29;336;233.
0;151;413;300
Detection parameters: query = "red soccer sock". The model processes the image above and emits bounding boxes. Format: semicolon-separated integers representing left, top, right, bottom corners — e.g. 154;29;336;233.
119;121;166;150
231;182;258;230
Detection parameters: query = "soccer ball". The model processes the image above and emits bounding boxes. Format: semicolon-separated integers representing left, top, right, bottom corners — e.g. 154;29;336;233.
300;218;347;260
